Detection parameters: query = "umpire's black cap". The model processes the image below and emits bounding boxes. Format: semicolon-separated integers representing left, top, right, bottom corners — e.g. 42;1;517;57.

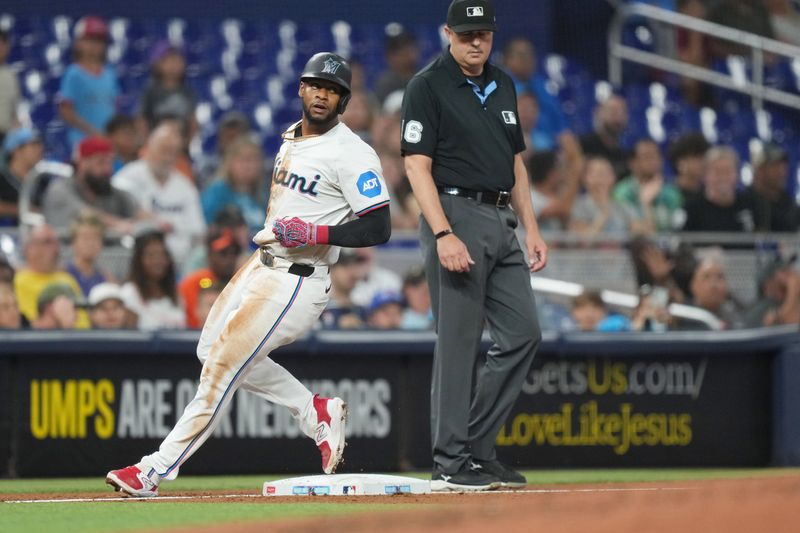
447;0;497;33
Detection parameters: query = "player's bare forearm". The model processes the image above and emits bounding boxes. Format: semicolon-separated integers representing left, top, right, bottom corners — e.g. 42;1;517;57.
510;153;539;235
404;154;450;234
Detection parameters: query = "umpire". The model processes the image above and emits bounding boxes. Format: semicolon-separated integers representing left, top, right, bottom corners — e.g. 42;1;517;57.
401;0;547;491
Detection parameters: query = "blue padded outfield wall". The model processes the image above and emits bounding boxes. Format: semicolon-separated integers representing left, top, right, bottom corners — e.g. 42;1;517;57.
2;329;799;477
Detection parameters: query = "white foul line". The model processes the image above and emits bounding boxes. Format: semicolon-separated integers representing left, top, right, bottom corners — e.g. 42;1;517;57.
3;486;695;504
4;493;263;504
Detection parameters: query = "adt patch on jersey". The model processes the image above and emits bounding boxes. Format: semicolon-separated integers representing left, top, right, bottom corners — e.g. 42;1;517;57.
357;171;382;198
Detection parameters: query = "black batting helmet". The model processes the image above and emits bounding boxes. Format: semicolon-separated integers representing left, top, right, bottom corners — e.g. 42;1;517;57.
300;52;352;114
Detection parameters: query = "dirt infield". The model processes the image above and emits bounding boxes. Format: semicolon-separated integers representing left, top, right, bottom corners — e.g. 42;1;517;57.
5;475;800;532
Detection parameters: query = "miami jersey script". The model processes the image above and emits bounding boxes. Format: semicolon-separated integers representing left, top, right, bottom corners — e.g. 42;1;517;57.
254;121;390;266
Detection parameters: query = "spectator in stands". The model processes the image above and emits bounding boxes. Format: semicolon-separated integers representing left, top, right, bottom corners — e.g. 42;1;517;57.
31;282;81;330
380;154;419;230
106;114;140;173
708;0;774;59
0;29;20;147
152;115;196;183
350;247;402;309
400;266;432;330
65;212;112;297
182;204;250;274
139;40;197;141
341;90;378;143
178;227;241;329
682;250;744;329
366;291;405;329
764;0;800;46
630;235;694;304
113;123;205;266
502;37;570;152
0;255;13;283
683;146;754;232
570;290;630;332
744;253;800;327
517;92;539;162
371;92;404;160
667;132;710;202
675;0;713;106
742;143;800;232
0;281;25;329
347;58;368;94
13;223;89;328
120;230;185;330
201;136;266;235
527;133;584;231
320;250;367;330
613;138;683;233
0;127;44;226
375;28;419;105
194;282;222;329
43;136;144;235
194;111;251;188
569;156;639;238
58;16;119;151
630;283;673;332
580;94;630;181
87;282;128;330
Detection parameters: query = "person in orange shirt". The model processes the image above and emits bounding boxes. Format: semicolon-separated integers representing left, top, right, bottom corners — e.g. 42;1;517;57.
178;226;241;328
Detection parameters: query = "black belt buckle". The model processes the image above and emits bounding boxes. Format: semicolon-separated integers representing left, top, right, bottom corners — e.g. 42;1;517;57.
260;247;314;277
496;190;510;207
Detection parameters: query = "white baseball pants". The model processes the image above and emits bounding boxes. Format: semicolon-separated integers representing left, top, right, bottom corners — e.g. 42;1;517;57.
138;252;330;480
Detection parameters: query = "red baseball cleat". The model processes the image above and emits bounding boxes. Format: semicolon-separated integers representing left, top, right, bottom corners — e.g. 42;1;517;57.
313;395;347;474
106;465;160;498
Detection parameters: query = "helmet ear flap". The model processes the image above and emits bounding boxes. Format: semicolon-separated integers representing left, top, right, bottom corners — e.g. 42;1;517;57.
337;91;351;115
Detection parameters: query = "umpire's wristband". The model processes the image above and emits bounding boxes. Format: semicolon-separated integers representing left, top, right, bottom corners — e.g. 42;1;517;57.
434;229;453;240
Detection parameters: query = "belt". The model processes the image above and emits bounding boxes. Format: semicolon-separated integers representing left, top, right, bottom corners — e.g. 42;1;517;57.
259;247;316;277
437;186;511;208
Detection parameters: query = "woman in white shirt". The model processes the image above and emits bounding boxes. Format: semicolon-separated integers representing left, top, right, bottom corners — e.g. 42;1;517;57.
121;230;185;330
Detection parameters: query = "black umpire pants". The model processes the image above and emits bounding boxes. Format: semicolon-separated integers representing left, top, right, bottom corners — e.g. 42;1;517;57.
420;194;541;474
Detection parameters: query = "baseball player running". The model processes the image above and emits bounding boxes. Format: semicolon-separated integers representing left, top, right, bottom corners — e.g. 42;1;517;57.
106;52;391;497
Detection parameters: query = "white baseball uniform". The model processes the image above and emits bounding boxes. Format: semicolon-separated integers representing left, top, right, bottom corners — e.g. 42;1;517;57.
136;121;389;480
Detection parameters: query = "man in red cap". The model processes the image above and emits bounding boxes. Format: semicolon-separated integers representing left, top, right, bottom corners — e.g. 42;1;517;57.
58;15;119;151
42;136;145;234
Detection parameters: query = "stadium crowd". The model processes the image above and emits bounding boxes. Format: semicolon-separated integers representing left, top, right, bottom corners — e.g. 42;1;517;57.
0;6;799;334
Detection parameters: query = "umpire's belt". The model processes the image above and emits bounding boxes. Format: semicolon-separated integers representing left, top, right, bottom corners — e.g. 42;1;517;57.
259;247;316;277
437;186;511;208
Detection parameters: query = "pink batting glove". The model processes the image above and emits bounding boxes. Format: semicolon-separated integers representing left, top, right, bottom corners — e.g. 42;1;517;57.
272;216;317;248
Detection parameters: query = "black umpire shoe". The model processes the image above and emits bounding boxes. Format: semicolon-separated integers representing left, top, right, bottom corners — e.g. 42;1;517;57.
470;459;527;488
431;465;501;492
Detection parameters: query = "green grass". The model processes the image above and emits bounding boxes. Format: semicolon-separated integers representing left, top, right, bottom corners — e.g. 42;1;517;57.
1;502;406;533
2;468;799;533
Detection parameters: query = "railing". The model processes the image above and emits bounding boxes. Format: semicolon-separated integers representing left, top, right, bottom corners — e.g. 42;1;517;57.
530;275;724;330
608;3;800;112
